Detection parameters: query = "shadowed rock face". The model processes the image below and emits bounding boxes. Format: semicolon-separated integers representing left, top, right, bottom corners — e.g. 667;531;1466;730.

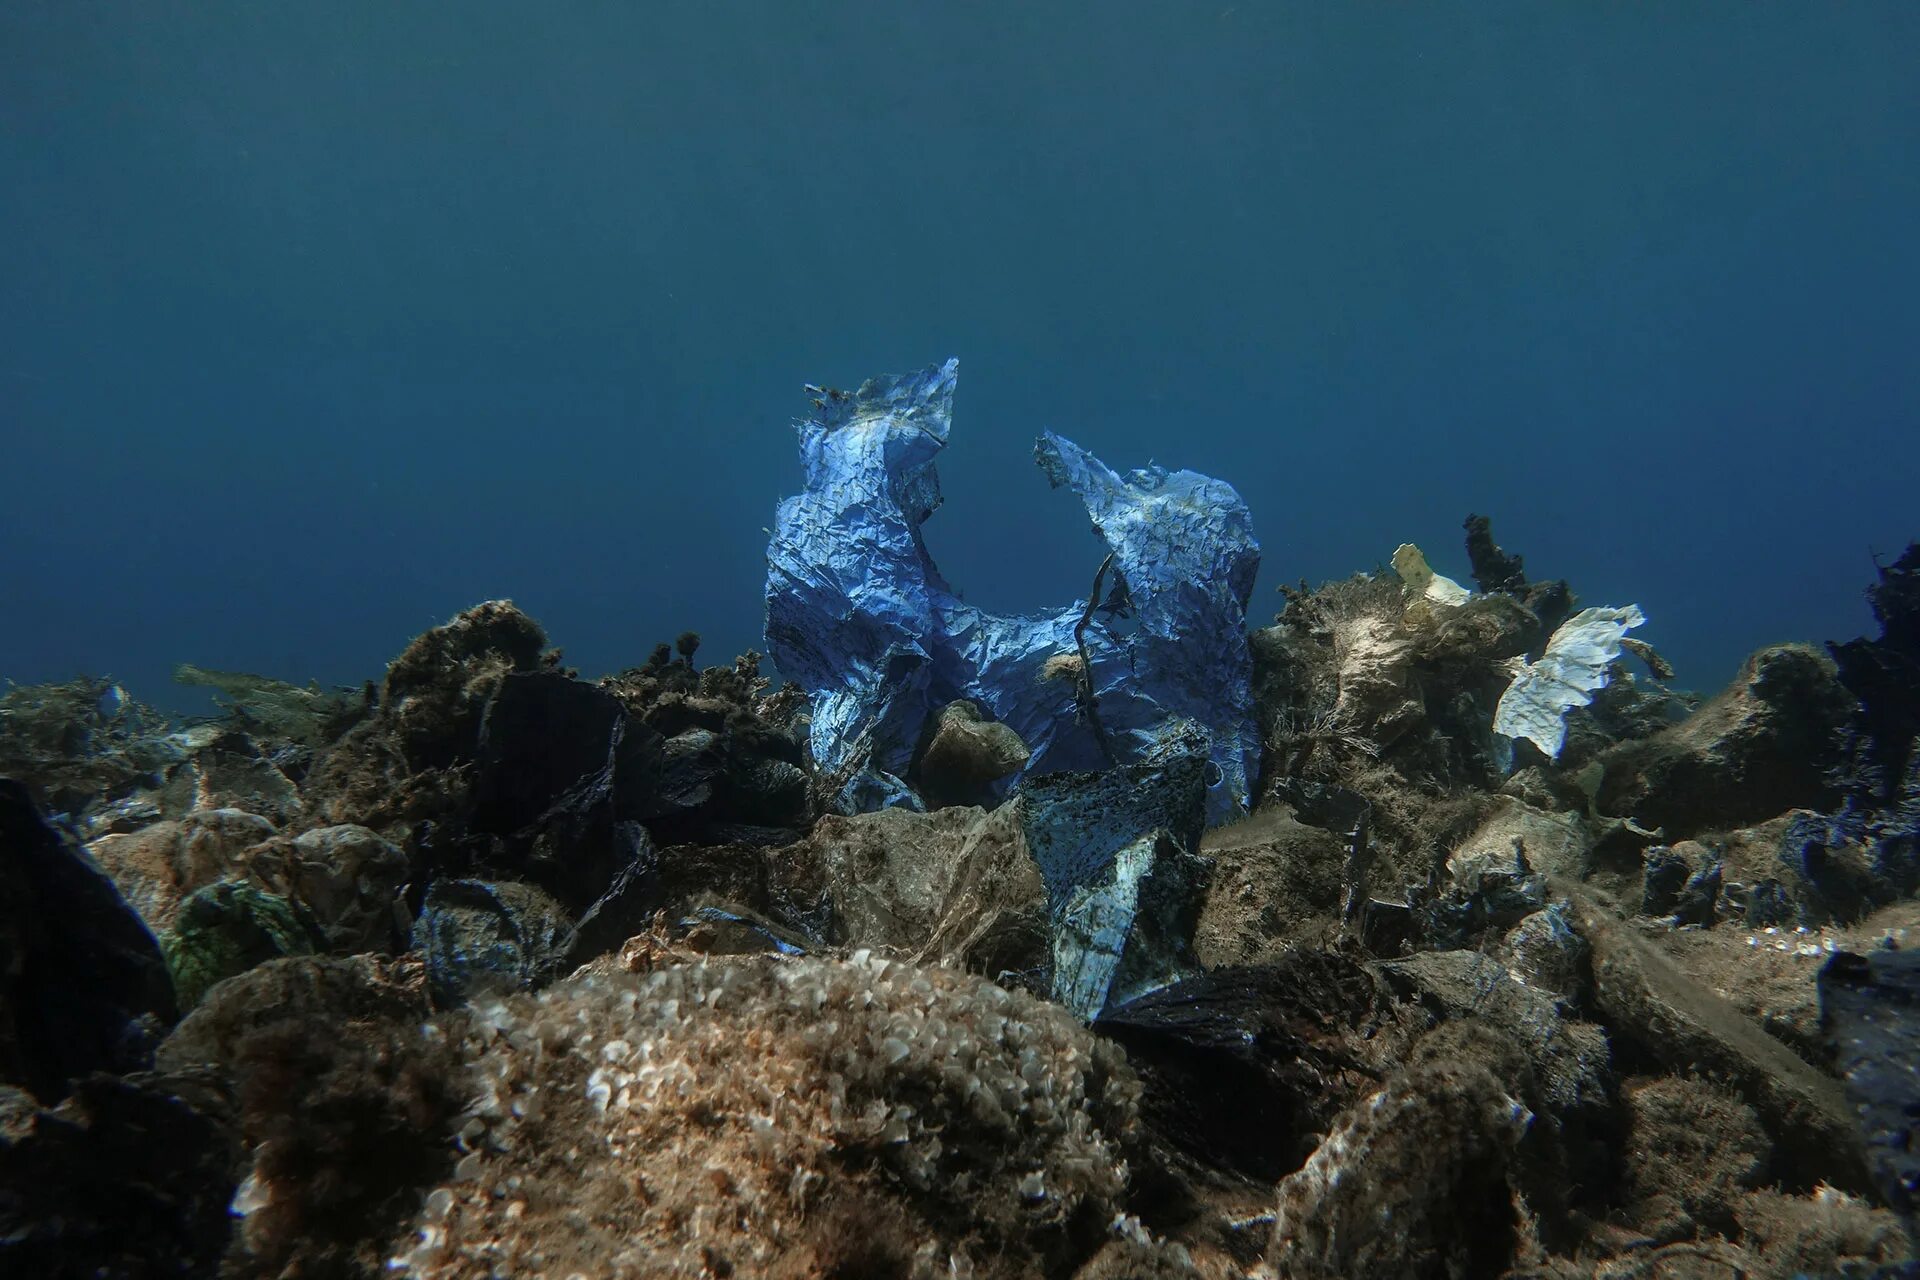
0;778;177;1101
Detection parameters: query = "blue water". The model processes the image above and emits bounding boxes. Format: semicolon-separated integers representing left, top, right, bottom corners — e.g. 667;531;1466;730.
3;4;1916;709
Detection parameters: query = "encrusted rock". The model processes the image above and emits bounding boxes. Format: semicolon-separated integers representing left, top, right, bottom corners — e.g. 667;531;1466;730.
390;955;1141;1279
1268;1030;1535;1279
162;881;328;1010
412;878;574;1008
1565;887;1872;1193
1447;796;1592;881
913;699;1032;808
1597;643;1856;837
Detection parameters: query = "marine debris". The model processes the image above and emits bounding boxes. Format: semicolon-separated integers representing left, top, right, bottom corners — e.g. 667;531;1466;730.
0;362;1916;1277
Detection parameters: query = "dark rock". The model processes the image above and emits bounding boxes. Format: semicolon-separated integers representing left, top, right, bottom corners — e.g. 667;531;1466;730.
1643;847;1691;917
1093;954;1406;1183
412;878;573;1007
1821;947;1920;1218
0;778;177;1101
0;1070;241;1278
1829;544;1920;810
1463;512;1574;640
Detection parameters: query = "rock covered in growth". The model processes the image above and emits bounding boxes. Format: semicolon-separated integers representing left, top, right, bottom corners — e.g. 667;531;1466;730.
912;699;1033;809
1616;1075;1772;1242
1267;1031;1536;1280
391;954;1142;1280
1381;949;1611;1123
0;676;178;820
804;803;1048;976
301;600;549;832
161;880;328;1011
1597;643;1855;837
156;953;464;1280
1566;889;1873;1194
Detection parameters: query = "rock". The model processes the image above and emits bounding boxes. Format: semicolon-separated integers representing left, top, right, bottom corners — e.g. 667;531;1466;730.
155;953;460;1278
1617;1075;1772;1242
1447;796;1592;881
1597;643;1856;836
0;1069;240;1277
1093;954;1410;1182
412;879;573;1007
162;881;328;1010
1564;887;1872;1193
160;733;305;825
1502;904;1591;1004
912;700;1031;808
0;778;177;1100
1267;1029;1535;1280
159;953;432;1074
804;804;1048;978
243;823;410;952
1821;946;1920;1218
1193;807;1350;966
1381;949;1611;1122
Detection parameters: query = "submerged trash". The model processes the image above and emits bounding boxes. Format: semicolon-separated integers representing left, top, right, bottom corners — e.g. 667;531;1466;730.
1494;604;1647;759
765;358;1261;824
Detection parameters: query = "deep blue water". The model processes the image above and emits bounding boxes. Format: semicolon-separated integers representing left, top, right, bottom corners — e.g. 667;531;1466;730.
3;4;1916;710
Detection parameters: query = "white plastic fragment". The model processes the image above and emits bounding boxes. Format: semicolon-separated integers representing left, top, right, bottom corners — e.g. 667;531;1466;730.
1493;605;1647;759
1391;543;1471;607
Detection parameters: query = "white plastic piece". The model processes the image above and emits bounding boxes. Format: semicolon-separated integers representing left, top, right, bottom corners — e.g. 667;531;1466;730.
1391;543;1471;607
1493;605;1647;759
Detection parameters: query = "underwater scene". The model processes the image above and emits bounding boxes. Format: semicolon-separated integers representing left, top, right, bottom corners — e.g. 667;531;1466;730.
3;6;1919;1279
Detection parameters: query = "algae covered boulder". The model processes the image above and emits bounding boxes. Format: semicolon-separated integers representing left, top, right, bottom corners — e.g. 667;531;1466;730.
161;880;328;1011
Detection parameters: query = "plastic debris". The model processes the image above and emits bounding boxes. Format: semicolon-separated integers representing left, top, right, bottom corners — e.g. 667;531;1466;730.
765;358;1261;825
1494;604;1647;759
1391;543;1470;608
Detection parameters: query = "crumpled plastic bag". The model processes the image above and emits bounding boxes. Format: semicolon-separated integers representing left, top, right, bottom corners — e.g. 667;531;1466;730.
764;358;1261;825
1493;604;1647;759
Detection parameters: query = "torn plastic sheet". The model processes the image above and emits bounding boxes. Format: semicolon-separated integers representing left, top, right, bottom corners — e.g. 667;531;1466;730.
764;358;1261;825
1493;605;1647;759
